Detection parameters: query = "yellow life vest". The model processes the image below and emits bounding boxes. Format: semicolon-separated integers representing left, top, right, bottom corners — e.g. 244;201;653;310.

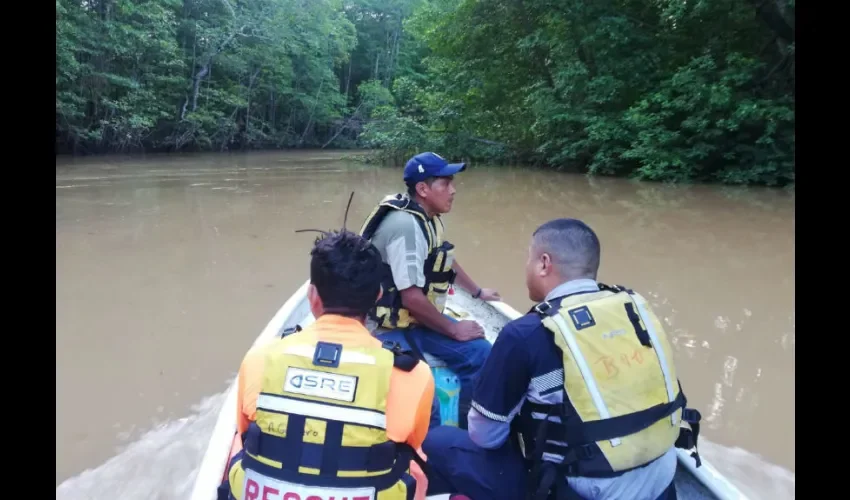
517;284;702;494
227;327;424;500
359;194;456;329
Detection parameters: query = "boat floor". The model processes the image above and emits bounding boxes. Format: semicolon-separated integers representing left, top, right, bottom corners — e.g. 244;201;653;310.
192;281;744;500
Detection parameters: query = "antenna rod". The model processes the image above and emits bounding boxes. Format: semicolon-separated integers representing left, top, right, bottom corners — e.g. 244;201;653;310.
343;191;355;230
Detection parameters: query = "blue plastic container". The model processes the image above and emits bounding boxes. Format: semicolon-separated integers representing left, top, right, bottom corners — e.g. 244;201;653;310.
424;353;460;427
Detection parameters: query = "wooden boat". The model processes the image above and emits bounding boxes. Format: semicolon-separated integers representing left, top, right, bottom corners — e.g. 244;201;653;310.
190;280;750;500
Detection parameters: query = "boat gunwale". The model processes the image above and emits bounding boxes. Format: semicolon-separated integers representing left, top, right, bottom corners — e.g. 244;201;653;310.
189;279;313;500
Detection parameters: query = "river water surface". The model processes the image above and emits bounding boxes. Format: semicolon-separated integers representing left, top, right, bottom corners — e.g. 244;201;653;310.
56;150;794;499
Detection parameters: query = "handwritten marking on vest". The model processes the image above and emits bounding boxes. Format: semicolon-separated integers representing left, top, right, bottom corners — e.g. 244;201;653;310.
284;367;358;402
597;356;619;377
594;350;647;378
602;329;627;339
244;469;376;500
264;420;287;435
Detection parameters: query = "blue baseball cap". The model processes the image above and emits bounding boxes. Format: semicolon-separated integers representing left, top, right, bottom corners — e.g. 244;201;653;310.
403;152;467;184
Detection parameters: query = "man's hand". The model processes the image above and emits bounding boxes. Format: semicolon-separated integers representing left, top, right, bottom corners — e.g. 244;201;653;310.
449;320;485;342
452;261;501;302
478;288;501;301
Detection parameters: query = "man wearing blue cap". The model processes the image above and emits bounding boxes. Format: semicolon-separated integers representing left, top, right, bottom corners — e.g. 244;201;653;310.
359;151;501;430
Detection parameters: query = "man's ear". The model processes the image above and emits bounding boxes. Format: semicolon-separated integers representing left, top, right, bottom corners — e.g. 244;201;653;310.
307;283;322;315
539;253;552;277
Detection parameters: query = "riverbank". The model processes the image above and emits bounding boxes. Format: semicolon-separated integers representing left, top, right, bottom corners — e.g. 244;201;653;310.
57;147;796;193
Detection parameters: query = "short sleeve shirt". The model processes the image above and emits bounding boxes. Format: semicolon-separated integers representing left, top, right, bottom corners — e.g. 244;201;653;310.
368;210;431;291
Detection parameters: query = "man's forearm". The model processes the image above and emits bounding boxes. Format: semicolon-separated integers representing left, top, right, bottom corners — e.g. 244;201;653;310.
452;260;480;295
401;287;456;337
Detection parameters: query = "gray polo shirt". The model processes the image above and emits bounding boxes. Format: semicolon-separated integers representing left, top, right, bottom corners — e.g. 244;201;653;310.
365;209;436;334
368;209;432;291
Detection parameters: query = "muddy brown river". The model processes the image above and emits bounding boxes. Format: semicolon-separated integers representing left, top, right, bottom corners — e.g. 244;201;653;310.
56;150;794;499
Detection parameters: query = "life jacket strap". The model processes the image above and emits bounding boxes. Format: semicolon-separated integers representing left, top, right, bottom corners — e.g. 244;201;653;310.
525;460;586;500
381;340;421;372
241;443;412;491
522;404;600;480
561;388;687;445
676;408;703;467
523;386;687;451
532;301;554;316
242;406;414;489
424;269;456;285
623;301;653;347
523;397;703;470
395;442;431;477
598;283;633;294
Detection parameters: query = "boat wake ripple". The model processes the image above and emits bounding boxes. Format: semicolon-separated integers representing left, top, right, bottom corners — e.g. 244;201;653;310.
57;388;794;500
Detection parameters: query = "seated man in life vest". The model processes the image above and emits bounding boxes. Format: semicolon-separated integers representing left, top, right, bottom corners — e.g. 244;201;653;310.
422;218;703;500
359;152;501;430
217;229;436;500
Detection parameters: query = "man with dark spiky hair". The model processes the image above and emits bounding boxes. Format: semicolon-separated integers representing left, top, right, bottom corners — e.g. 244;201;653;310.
217;227;436;500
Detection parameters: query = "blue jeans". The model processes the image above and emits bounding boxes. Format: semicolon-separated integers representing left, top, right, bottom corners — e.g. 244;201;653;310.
376;317;491;430
422;425;528;500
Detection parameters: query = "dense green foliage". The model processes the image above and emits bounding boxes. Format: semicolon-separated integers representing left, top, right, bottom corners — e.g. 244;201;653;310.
56;0;794;185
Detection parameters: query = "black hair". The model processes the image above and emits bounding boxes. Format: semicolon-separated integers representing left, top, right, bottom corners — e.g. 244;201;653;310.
532;218;601;279
308;230;384;316
296;192;384;317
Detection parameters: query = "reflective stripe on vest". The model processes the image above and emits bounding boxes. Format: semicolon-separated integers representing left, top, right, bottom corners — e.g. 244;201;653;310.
229;333;415;500
547;312;623;448
633;298;678;426
518;284;701;477
257;394;387;429
359;193;456;329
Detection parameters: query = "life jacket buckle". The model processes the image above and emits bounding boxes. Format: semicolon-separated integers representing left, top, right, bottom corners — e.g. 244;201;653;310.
381;340;404;353
392;194;411;209
561;444;595;477
533;301;552;316
681;408;702;424
281;324;302;337
313;341;343;368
